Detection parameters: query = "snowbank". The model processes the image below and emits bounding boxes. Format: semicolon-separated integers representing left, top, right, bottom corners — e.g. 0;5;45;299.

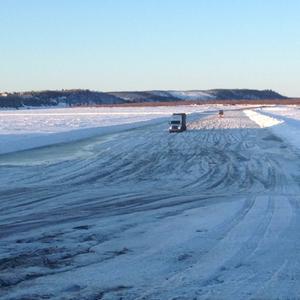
260;105;300;122
244;109;300;151
244;109;283;128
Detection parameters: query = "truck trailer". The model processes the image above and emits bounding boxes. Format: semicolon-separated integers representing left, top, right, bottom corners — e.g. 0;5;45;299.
169;113;187;133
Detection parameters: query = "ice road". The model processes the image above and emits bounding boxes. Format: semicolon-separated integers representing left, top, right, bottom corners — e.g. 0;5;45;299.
1;109;300;299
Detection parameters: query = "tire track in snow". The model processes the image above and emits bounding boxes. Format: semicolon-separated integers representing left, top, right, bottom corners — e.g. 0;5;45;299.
2;110;300;299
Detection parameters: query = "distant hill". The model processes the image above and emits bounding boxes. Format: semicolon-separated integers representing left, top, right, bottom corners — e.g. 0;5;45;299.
0;89;287;108
110;89;286;102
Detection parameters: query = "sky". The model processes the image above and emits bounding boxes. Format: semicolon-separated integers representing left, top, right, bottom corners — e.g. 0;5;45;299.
1;0;300;96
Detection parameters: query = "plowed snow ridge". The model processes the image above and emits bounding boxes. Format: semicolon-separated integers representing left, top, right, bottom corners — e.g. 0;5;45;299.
245;108;300;150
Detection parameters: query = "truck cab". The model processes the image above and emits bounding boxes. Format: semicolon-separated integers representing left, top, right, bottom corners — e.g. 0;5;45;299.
169;113;187;133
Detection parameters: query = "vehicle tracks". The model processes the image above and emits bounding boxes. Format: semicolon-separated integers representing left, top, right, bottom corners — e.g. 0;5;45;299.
1;110;300;299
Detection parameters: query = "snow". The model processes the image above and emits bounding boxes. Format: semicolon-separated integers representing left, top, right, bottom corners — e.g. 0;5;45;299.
0;105;215;155
244;109;284;127
0;104;254;155
259;105;300;121
168;90;216;100
244;107;300;151
1;105;300;299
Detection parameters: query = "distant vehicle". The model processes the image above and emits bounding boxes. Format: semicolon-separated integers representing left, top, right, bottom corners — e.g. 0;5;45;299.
169;113;187;133
218;110;224;118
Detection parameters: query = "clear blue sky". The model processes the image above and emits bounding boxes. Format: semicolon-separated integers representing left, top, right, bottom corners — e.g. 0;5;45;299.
1;0;300;96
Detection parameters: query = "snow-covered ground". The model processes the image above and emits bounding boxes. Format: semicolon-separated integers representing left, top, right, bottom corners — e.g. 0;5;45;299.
245;106;300;151
0;105;219;154
0;105;252;155
1;105;300;299
260;105;300;121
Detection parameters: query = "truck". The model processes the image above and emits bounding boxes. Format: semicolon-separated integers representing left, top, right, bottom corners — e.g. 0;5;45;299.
169;113;187;133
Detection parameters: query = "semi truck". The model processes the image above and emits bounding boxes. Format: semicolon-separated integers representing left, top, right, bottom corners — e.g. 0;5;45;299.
169;113;187;133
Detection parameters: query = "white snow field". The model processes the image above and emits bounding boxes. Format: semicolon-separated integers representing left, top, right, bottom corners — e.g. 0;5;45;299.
0;105;219;155
1;105;300;299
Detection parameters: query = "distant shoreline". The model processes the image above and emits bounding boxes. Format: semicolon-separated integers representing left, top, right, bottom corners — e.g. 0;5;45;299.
71;99;300;107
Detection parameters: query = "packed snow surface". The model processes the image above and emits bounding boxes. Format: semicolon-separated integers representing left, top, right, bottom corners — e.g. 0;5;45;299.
1;105;300;299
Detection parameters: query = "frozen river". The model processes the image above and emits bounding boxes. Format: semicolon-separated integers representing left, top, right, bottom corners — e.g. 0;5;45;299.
1;109;300;299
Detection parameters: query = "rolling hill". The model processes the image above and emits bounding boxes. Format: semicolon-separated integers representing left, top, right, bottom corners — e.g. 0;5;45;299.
0;89;287;108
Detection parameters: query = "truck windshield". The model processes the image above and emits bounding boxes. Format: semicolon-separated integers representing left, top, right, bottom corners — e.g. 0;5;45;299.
171;120;181;124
